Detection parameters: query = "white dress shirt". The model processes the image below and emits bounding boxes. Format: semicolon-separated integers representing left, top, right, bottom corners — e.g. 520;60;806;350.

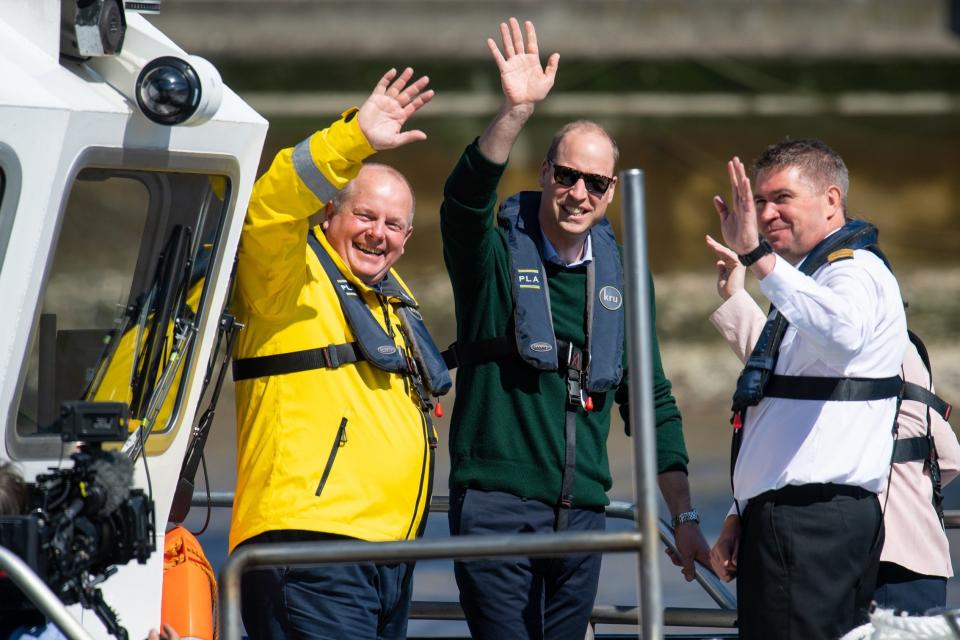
733;248;908;504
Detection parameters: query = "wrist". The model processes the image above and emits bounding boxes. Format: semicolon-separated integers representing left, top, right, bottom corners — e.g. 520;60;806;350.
737;238;773;267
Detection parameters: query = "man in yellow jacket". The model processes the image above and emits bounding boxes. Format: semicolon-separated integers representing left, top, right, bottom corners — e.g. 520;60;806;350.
229;68;447;639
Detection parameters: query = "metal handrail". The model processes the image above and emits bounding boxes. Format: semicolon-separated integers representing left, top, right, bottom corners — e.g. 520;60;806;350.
0;544;94;640
220;531;645;640
202;490;737;636
193;491;737;613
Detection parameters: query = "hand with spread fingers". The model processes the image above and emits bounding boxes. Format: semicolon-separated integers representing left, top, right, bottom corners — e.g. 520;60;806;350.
487;17;559;111
713;157;761;256
706;234;745;300
357;67;434;151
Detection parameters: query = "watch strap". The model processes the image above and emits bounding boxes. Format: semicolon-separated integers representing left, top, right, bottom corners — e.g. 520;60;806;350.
671;509;700;528
738;238;773;267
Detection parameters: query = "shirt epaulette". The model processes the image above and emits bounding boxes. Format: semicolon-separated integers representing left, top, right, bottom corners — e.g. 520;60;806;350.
827;248;855;263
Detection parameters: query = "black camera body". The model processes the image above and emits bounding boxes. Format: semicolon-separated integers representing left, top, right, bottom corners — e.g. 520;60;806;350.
0;402;155;639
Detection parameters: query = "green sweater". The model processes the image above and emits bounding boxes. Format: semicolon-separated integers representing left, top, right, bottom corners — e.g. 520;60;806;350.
440;141;688;508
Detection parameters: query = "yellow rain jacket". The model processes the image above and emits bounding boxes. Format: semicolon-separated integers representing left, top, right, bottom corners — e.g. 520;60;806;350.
229;113;434;551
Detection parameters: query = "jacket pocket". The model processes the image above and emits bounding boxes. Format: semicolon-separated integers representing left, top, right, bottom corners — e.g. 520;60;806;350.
315;417;348;497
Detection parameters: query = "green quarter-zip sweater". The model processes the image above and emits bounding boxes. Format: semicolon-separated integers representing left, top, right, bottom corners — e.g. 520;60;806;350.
441;141;689;509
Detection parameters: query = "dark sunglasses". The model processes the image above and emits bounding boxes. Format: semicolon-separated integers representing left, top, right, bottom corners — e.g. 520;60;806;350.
551;163;614;196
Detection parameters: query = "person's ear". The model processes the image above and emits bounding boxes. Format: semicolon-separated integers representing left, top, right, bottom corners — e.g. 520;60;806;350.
604;176;618;205
824;185;843;219
538;161;551;190
320;202;336;230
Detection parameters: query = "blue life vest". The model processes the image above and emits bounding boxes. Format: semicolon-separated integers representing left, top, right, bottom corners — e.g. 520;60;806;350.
232;232;451;399
498;191;624;393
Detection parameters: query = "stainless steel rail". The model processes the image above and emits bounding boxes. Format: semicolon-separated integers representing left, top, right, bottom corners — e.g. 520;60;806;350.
0;544;94;640
193;491;738;617
621;168;663;639
220;531;645;640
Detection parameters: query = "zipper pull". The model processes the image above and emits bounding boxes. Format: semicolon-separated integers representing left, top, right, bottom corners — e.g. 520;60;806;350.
583;395;594;412
434;399;443;418
731;412;743;431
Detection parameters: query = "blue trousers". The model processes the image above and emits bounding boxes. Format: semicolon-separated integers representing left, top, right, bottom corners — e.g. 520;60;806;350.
874;561;947;616
239;530;414;640
449;488;605;640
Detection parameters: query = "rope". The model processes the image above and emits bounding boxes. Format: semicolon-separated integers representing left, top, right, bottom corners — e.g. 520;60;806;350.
838;608;959;640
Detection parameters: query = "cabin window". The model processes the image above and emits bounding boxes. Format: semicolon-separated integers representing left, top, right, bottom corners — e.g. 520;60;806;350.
13;169;230;457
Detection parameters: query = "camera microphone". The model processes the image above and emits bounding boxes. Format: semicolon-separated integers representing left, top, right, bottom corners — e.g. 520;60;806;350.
86;452;134;517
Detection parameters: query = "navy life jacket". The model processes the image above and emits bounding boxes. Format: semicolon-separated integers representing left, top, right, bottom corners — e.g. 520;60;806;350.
442;191;626;531
444;191;625;393
232;230;451;400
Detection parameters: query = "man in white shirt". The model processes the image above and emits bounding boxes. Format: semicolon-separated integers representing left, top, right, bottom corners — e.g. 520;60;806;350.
708;140;907;640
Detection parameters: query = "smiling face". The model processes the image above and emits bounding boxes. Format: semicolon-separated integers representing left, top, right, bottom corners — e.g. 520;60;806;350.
753;165;844;264
537;126;617;260
322;164;413;285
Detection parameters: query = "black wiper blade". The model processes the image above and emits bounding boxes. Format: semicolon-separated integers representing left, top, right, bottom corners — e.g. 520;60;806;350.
130;224;193;418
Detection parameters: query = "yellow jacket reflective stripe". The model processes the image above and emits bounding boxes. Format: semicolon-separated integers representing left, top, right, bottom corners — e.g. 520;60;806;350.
230;114;434;551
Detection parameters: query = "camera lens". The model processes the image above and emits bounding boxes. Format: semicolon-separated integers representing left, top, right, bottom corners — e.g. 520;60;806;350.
135;56;202;125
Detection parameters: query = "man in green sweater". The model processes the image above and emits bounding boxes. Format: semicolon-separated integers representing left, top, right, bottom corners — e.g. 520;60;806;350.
441;18;711;640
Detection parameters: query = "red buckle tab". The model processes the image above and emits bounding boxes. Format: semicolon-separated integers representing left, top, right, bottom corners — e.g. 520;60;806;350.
732;413;743;431
434;400;444;418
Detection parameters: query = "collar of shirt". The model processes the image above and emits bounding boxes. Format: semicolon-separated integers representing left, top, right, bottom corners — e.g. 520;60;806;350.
540;229;593;268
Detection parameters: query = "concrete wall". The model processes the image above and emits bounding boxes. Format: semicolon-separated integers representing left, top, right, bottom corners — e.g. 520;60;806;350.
148;0;960;60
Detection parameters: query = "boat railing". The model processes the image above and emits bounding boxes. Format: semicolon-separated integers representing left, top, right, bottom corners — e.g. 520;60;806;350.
200;491;739;638
0;544;94;640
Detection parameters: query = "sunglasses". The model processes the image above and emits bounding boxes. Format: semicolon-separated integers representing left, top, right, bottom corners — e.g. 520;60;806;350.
551;163;614;196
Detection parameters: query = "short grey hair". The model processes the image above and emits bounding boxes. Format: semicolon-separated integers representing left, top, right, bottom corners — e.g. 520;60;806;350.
328;163;416;225
752;138;849;211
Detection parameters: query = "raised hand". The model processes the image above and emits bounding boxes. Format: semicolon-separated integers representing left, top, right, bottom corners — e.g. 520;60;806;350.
487;18;559;110
713;157;761;256
705;234;745;300
357;67;434;151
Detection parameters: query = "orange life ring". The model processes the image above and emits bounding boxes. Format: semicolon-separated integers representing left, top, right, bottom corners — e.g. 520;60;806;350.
162;525;218;640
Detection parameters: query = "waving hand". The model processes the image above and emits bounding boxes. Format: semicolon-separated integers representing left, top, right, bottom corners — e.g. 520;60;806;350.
357;67;434;151
488;18;559;110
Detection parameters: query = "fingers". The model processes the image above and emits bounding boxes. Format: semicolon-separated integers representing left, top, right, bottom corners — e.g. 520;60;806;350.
524;19;538;54
712;195;729;220
706;234;738;262
404;89;434;117
499;21;515;57
509;17;525;56
486;37;506;68
681;554;696;582
544;52;560;83
665;546;682;567
393;130;428;146
397;74;430;106
373;68;399;96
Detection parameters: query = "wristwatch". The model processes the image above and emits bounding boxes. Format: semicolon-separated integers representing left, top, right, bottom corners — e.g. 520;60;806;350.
671;509;700;528
737;238;773;266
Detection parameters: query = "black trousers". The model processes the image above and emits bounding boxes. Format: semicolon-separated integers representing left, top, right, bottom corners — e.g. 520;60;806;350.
737;483;883;640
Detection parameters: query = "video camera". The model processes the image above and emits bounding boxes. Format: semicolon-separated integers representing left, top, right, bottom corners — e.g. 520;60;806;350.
0;401;155;640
